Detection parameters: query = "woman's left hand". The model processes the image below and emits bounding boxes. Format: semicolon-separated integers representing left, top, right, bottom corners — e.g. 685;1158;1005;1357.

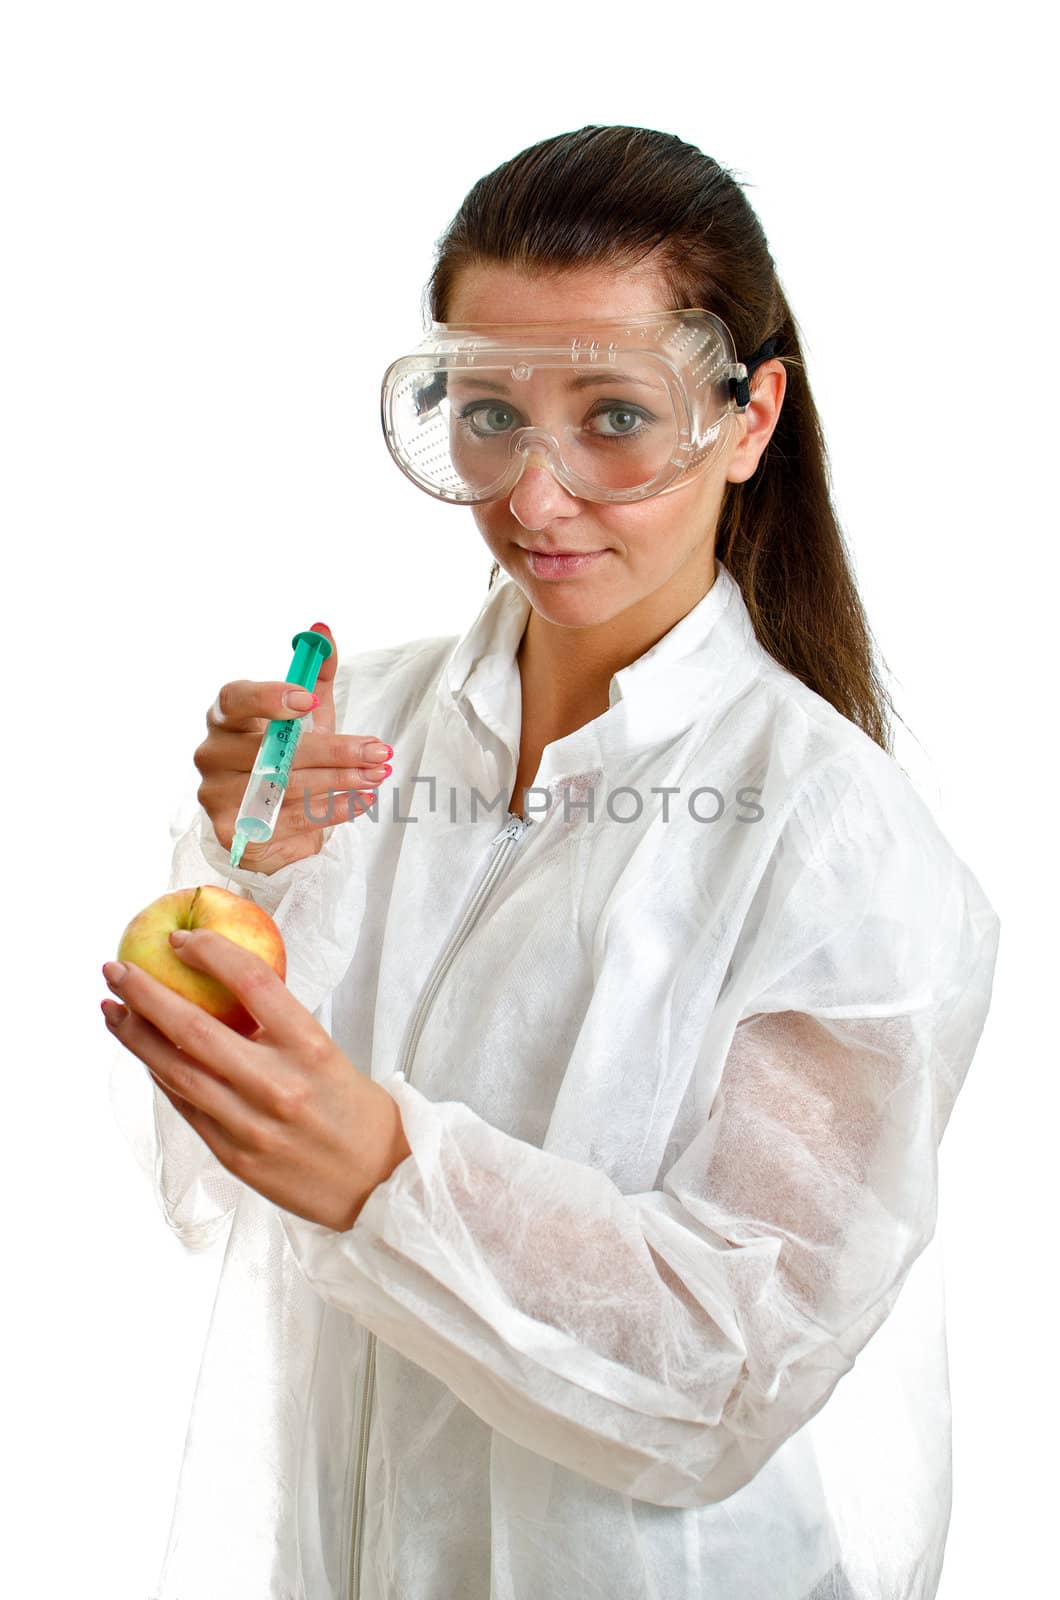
101;929;411;1231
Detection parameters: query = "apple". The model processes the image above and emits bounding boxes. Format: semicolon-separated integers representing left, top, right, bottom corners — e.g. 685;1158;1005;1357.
116;885;286;1036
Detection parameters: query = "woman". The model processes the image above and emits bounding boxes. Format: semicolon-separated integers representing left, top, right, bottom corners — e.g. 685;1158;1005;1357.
105;126;999;1600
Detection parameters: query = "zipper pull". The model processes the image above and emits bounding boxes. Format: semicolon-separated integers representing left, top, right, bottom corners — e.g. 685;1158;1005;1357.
493;815;530;846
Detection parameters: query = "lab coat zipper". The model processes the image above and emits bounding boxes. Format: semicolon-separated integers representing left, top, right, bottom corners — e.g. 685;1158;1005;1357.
347;812;532;1600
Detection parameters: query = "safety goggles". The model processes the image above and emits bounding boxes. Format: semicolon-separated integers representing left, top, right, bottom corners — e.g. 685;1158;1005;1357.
380;310;766;505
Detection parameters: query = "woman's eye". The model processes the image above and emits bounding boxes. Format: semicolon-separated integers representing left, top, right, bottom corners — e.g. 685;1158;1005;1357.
587;405;651;438
460;401;519;436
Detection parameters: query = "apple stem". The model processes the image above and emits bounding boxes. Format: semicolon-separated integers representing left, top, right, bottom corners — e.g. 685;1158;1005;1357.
185;884;202;931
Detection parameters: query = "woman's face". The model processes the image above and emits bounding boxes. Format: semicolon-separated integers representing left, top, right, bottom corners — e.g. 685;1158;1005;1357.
444;259;784;632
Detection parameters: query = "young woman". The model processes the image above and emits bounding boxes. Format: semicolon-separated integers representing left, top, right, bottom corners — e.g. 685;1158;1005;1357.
105;126;1000;1600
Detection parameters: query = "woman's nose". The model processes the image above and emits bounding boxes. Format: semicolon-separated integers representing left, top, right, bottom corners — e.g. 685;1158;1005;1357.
506;458;580;531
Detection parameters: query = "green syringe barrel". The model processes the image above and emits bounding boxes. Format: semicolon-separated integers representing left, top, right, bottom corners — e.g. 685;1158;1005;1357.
229;630;334;867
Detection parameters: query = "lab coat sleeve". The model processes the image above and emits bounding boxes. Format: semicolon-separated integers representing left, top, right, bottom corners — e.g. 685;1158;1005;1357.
108;667;369;1251
278;759;1001;1508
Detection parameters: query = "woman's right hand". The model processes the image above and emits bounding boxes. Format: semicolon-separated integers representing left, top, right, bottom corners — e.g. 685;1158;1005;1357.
193;623;393;875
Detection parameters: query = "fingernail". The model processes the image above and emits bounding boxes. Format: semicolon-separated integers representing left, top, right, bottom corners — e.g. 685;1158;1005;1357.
367;742;393;760
169;929;189;948
102;961;128;985
285;689;316;711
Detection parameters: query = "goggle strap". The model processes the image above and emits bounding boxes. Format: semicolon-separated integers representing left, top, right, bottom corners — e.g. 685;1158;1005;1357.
730;336;782;408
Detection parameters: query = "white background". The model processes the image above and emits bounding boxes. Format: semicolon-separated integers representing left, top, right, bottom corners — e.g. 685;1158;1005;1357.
2;2;1051;1594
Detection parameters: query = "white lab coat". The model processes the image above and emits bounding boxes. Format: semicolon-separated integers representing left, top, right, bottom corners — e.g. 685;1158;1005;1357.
110;559;1000;1600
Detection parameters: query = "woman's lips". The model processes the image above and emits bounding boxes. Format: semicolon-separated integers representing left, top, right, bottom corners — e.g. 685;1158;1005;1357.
523;549;611;579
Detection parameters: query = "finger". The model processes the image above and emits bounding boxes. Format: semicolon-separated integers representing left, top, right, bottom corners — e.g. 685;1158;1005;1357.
163;928;322;1051
306;622;337;735
149;1068;228;1156
269;783;380;835
103;956;257;1089
195;764;383;825
146;1061;234;1160
220;793;379;872
205;679;320;735
201;787;378;864
290;729;394;774
195;726;391;780
102;996;247;1153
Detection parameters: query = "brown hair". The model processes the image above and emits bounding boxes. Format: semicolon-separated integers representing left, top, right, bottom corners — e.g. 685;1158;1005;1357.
427;125;901;753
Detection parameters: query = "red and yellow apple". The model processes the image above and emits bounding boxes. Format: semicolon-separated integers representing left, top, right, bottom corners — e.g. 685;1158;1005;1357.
116;885;286;1036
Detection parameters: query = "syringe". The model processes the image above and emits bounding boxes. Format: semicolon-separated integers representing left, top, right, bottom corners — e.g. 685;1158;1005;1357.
229;629;334;869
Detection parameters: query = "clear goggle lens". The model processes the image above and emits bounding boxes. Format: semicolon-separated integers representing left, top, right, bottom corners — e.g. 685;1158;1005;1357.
381;312;744;505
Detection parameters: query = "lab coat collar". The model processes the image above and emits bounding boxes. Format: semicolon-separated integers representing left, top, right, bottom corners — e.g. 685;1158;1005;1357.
438;558;751;715
434;558;759;792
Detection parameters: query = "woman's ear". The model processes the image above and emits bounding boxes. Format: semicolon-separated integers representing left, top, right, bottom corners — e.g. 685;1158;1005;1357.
725;360;787;484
